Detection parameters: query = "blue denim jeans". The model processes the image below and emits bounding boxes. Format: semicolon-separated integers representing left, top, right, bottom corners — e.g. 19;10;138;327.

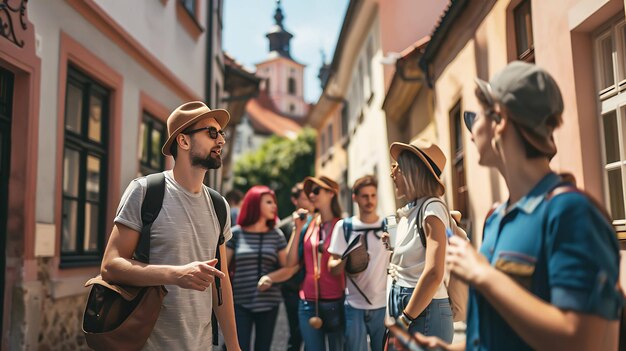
298;299;344;351
234;304;279;351
344;303;386;351
281;289;302;351
388;284;454;343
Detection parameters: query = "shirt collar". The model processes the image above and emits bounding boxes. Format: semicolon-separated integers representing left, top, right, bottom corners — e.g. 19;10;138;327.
498;172;562;215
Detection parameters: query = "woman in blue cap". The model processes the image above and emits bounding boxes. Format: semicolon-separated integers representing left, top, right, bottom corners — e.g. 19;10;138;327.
404;61;623;351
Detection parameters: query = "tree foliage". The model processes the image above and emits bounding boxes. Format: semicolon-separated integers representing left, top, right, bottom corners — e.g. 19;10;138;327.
233;127;316;219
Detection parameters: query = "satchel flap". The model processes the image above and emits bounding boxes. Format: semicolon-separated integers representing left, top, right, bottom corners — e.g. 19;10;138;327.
85;275;143;301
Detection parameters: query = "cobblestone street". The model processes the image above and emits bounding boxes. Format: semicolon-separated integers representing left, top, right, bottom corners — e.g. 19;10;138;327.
214;302;291;351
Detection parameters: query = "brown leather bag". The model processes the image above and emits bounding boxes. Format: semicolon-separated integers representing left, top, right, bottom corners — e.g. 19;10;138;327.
82;278;167;350
82;173;167;350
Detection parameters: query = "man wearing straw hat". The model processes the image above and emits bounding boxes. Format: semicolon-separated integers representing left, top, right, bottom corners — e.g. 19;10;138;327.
101;101;240;350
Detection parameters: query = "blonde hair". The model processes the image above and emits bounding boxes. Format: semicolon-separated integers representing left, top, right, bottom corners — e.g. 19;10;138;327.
397;151;444;200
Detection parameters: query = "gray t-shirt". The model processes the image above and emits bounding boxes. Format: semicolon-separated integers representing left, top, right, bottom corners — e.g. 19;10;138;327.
114;170;232;350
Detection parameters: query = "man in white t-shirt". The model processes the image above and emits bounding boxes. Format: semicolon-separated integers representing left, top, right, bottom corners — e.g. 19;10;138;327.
328;175;390;351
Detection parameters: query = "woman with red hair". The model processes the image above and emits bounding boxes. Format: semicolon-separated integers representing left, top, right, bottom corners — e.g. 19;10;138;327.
226;185;297;351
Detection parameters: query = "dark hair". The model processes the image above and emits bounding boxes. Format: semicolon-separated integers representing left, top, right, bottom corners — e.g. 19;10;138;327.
330;196;343;218
225;189;244;205
290;182;304;199
352;175;377;195
169;142;178;159
237;185;278;228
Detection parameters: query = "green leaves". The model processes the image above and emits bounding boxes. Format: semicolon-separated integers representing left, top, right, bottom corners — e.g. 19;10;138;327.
233;128;316;218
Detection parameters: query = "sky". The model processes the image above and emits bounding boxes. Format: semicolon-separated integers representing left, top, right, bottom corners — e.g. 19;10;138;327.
223;0;350;103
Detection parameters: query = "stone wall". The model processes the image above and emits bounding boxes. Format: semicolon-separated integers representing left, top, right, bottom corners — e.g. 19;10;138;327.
37;293;89;351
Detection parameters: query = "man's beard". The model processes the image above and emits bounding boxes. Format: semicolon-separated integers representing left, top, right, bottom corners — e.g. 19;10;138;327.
190;148;222;170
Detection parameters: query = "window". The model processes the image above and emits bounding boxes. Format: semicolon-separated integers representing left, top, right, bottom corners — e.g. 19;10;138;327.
359;59;366;96
514;0;534;62
288;77;296;95
181;0;197;17
449;101;471;238
289;104;295;114
595;17;626;225
139;112;166;176
341;170;353;216
215;81;221;108
61;67;109;265
341;102;349;138
366;37;375;99
327;124;333;152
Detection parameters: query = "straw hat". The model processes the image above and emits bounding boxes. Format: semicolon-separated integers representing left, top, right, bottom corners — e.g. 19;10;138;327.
161;101;230;156
303;176;340;196
389;139;446;189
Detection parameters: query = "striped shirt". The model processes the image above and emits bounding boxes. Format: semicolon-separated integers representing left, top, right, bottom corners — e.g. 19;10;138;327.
227;226;287;311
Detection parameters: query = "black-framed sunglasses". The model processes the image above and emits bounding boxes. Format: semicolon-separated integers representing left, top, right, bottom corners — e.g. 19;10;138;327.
310;187;322;195
464;109;502;132
184;126;225;139
463;111;477;132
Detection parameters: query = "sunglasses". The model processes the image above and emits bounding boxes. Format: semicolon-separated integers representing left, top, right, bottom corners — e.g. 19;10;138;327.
184;126;225;139
463;110;502;132
310;187;323;195
463;111;477;132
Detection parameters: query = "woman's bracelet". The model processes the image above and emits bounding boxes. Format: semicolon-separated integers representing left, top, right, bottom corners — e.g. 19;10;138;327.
398;310;416;328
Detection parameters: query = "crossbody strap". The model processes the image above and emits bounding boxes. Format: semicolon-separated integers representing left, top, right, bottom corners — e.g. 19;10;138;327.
346;274;372;305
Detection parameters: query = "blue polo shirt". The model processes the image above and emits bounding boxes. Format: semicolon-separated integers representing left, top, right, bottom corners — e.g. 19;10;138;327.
465;172;622;351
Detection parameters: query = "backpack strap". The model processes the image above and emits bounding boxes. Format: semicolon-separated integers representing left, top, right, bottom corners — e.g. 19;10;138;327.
546;182;612;223
343;217;353;243
134;173;166;264
297;216;313;263
417;197;447;248
208;188;227;306
208;188;227;346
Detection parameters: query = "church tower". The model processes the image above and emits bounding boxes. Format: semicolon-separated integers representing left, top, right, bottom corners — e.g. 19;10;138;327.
255;0;308;120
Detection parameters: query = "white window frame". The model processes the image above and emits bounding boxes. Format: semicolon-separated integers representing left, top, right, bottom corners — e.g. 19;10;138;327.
594;16;626;227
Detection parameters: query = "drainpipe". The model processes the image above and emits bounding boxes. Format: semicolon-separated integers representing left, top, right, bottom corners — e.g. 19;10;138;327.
205;0;214;106
205;0;215;188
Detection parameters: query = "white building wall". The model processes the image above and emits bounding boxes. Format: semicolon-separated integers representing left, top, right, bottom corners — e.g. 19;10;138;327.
29;0;206;224
346;17;396;218
232;116;269;164
93;0;207;94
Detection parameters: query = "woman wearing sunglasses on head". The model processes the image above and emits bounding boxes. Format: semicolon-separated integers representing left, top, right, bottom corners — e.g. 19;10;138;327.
384;140;454;348
285;176;345;351
226;185;298;351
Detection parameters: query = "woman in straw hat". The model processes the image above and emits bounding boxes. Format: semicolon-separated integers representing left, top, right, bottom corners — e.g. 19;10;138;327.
285;176;345;350
226;185;298;351
385;139;454;345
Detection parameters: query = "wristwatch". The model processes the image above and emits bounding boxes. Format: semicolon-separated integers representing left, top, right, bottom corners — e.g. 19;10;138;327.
398;310;415;329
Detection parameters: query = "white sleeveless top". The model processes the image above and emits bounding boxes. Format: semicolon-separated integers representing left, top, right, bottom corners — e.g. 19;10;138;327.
388;197;450;299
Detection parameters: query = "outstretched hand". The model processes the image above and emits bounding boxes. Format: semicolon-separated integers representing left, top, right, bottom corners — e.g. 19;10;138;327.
173;258;225;291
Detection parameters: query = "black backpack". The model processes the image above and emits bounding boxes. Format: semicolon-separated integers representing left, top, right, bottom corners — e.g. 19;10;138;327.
140;173;228;346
